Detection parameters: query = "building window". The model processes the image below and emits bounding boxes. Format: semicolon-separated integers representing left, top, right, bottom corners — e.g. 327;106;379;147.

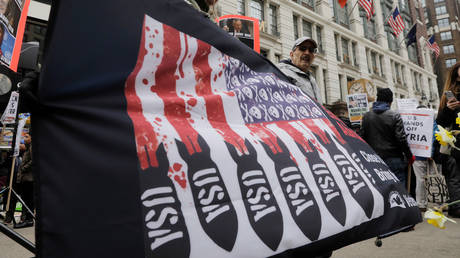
408;45;418;64
316;26;323;53
362;14;376;42
299;0;315;10
237;0;245;15
333;1;350;28
446;58;457;68
438;18;449;28
352;42;358;67
249;0;264;21
302;20;312;38
269;5;278;36
275;54;281;63
395;63;401;83
371;52;377;74
440;31;452;40
293;15;299;39
435;5;447;16
342;38;350;64
443;45;455;54
335;34;340;61
399;0;407;11
322;69;328;103
339;74;345;100
379;55;384;77
260;49;268;58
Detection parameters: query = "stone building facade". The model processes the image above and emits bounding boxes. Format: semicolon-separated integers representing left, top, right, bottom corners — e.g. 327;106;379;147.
424;0;460;93
218;0;439;109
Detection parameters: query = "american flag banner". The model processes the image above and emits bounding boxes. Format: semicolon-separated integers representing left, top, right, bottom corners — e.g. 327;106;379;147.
35;1;421;257
359;0;374;20
388;7;405;37
426;35;440;58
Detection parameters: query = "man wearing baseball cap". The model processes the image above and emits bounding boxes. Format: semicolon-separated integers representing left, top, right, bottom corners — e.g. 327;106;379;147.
278;37;322;104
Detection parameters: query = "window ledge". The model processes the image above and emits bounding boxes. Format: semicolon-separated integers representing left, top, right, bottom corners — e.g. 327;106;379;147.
371;73;386;82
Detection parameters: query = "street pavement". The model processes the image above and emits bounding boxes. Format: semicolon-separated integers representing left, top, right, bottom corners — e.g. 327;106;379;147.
0;212;459;257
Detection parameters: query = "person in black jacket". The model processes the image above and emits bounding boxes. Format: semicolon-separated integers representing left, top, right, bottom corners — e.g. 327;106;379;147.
435;61;460;218
360;88;414;187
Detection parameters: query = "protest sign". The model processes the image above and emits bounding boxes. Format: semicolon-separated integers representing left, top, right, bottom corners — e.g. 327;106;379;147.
346;93;368;124
13;112;28;156
396;98;418;111
400;109;434;158
216;15;260;53
0;90;18;124
36;1;421;257
0;0;31;71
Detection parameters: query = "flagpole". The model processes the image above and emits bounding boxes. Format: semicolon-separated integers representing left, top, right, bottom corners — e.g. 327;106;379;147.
346;0;360;17
396;23;417;49
383;6;396;25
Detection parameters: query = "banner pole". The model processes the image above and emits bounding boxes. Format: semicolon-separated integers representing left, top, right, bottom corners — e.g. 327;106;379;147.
346;0;360;17
5;156;17;213
406;164;412;192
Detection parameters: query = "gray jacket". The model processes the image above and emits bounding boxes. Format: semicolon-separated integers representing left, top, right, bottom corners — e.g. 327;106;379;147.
277;60;322;104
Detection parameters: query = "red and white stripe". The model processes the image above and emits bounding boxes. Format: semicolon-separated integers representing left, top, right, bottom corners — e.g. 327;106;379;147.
388;10;405;37
359;0;374;20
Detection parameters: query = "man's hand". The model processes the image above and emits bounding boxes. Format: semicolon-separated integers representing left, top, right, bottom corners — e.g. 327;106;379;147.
446;98;460;110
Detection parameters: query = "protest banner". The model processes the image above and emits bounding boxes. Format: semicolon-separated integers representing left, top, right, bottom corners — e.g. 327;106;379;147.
0;0;31;71
346;93;368;124
396;98;418;111
400;109;434;158
35;1;421;257
216;15;260;53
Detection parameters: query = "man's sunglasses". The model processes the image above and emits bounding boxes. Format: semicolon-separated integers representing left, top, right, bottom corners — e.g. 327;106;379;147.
297;45;318;53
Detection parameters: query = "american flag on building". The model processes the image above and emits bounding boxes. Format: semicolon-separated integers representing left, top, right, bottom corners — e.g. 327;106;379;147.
359;0;374;20
388;7;405;37
426;35;440;57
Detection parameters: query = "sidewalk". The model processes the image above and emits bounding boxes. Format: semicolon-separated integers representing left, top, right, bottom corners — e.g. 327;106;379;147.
0;214;459;257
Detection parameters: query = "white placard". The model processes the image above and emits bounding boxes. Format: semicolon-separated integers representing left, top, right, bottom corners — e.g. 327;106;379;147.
0;92;19;124
396;98;418;111
400;109;434;158
13;113;29;157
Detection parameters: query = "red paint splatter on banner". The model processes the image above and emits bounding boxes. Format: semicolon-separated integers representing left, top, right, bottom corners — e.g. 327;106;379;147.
178;35;189;78
321;118;345;144
325;110;365;143
150;25;201;155
173;163;182;171
303;119;330;145
193;40;246;153
174;175;187;189
146;26;150;31
247;124;281;154
149;43;153;49
142;79;148;85
125;19;160;169
224;91;235;97
155;117;162;122
276;121;314;153
187;98;197;107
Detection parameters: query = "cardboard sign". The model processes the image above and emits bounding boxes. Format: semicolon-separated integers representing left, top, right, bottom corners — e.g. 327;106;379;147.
346;93;369;123
400;109;434;158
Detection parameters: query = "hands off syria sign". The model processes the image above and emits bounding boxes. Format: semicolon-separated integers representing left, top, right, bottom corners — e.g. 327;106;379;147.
400;110;434;158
